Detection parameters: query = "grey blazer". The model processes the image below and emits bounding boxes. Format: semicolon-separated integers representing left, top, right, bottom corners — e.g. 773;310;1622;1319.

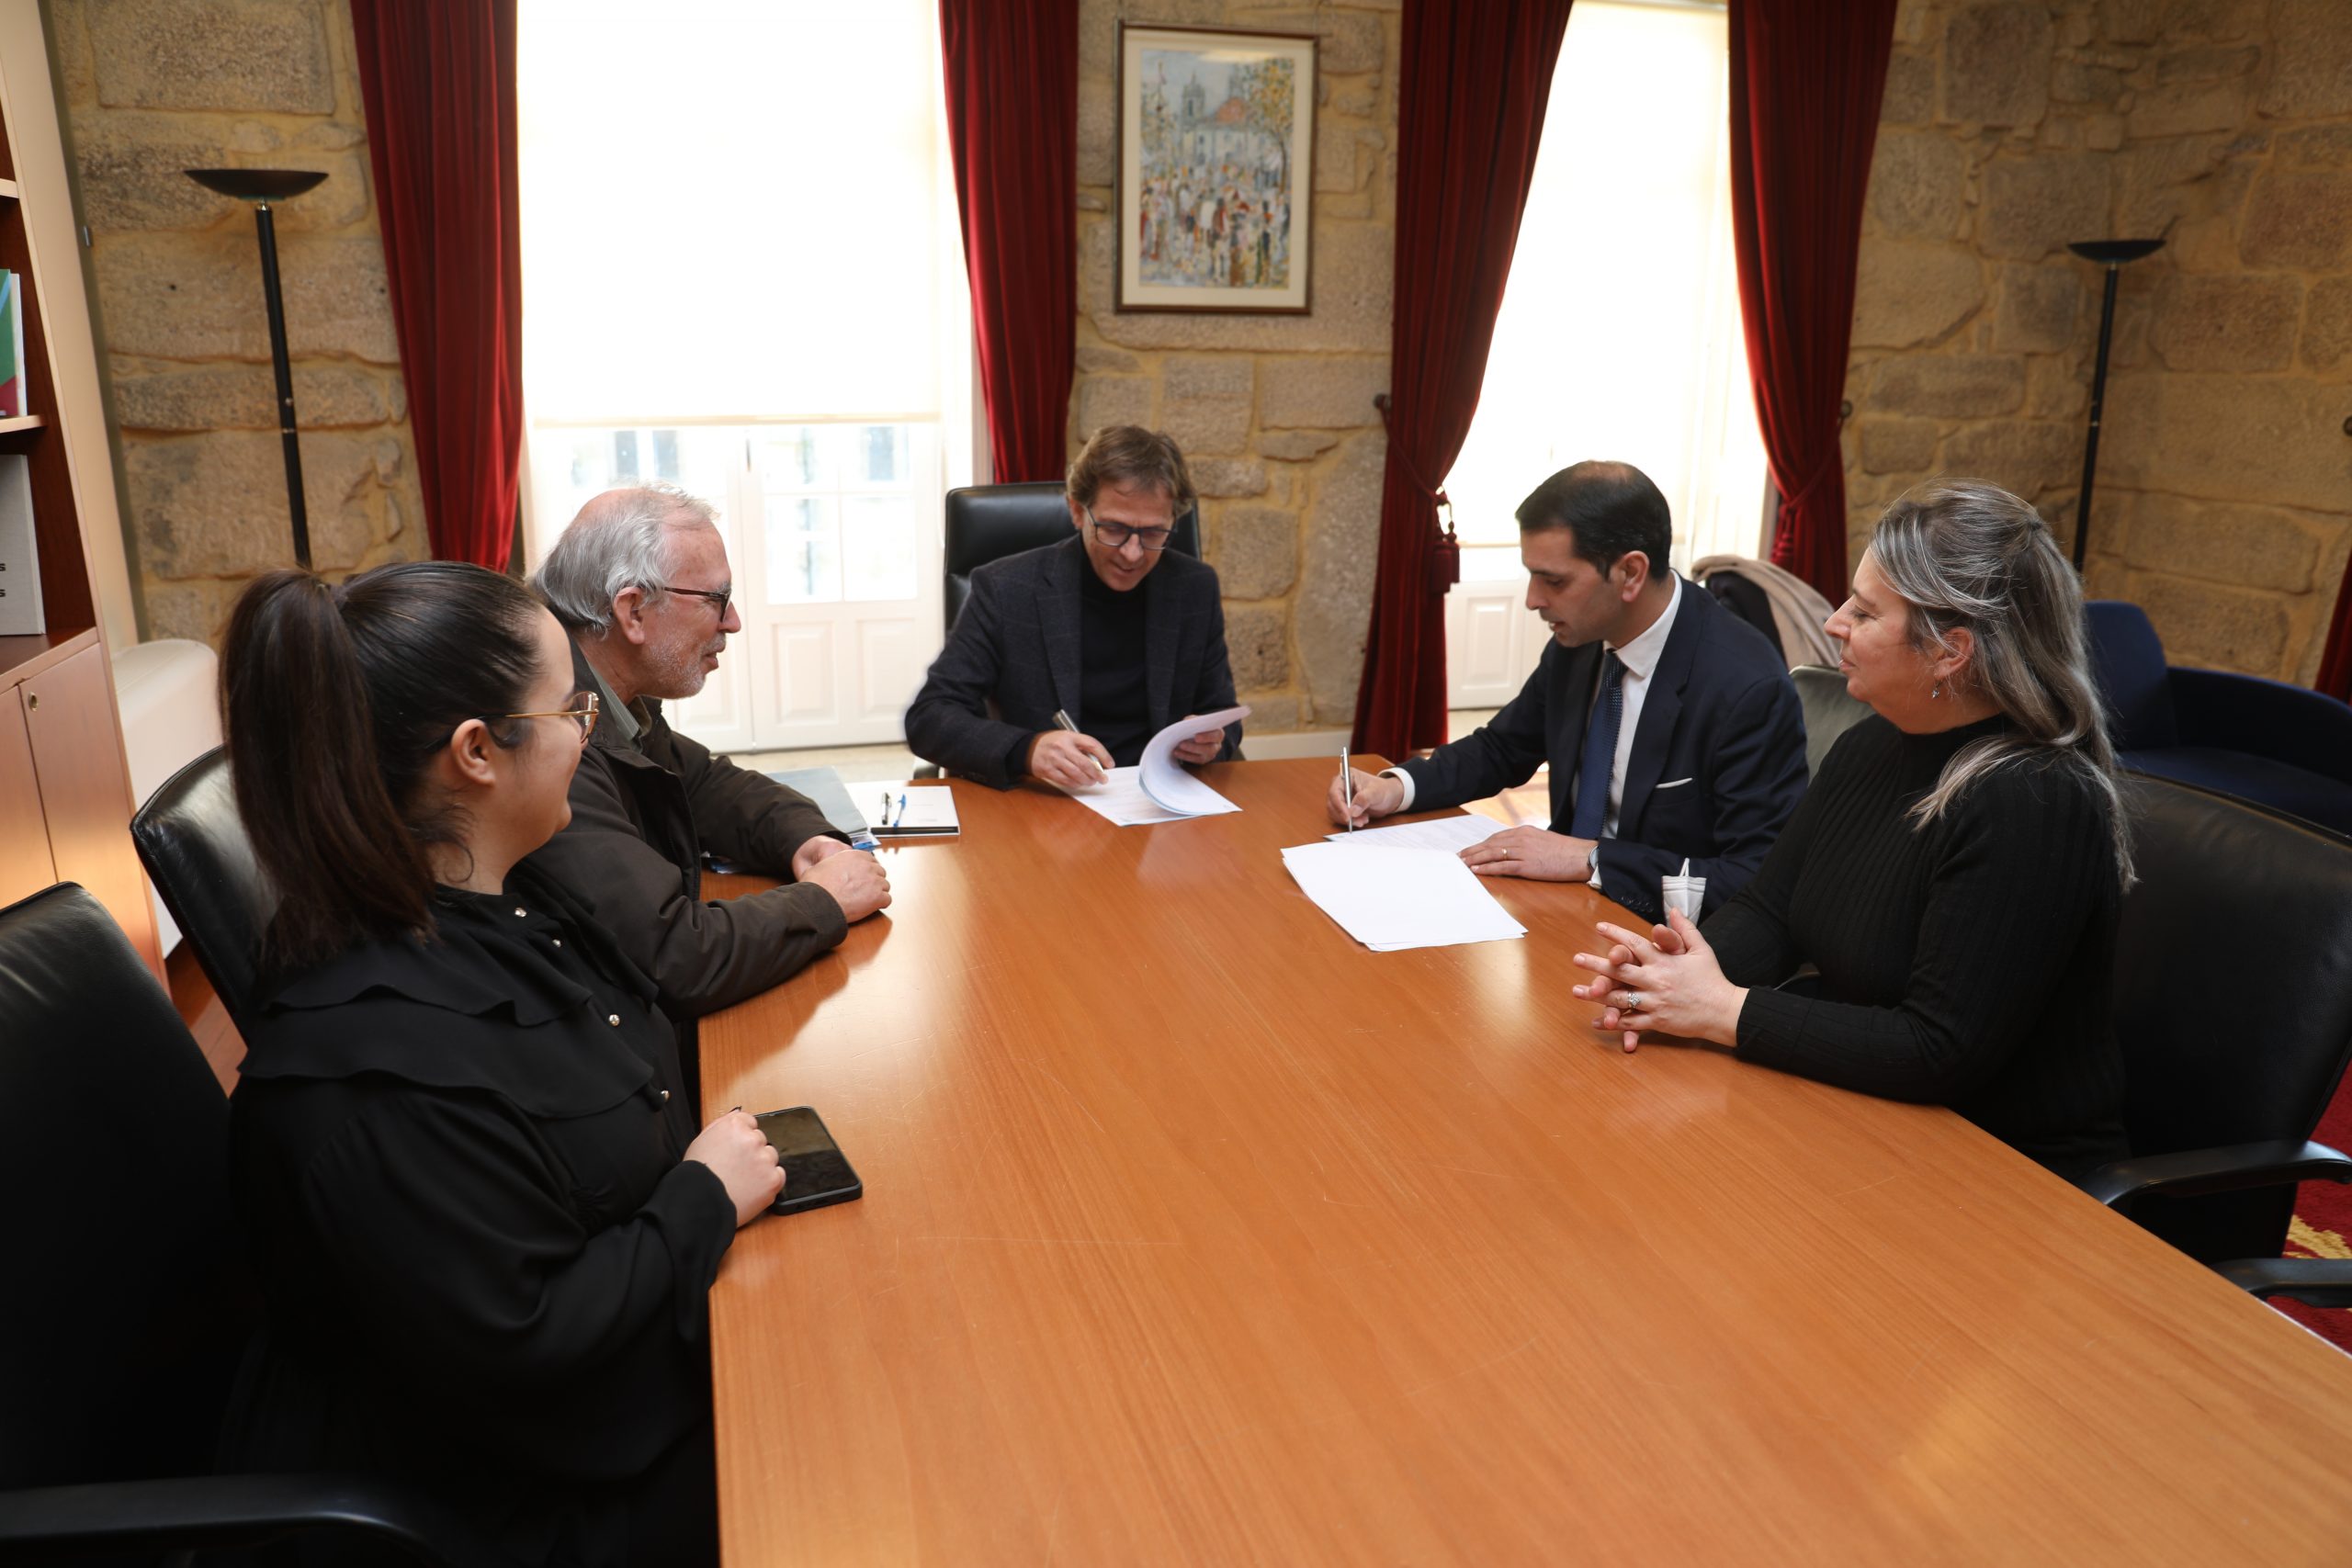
904;534;1243;789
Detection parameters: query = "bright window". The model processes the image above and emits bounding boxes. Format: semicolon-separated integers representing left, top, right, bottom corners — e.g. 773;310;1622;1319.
1443;0;1769;581
516;0;974;750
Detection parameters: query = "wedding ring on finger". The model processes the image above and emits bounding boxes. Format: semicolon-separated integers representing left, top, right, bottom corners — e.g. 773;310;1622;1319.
1619;990;1643;1011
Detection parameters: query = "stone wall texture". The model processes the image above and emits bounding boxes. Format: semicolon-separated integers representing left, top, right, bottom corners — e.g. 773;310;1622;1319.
1072;0;1400;733
1850;0;2352;682
47;0;423;643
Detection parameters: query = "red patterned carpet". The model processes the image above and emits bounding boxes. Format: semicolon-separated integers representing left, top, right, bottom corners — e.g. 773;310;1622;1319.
2271;1076;2352;1351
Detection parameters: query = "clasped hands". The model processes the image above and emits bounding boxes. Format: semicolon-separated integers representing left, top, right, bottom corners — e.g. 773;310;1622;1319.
790;834;891;921
1324;766;1596;881
1569;910;1746;1053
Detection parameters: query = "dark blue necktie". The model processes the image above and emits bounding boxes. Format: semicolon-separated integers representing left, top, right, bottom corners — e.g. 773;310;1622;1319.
1568;650;1624;841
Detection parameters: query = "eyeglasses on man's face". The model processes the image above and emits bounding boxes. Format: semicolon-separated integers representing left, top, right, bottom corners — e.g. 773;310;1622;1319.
652;582;734;620
494;689;600;743
1083;506;1175;552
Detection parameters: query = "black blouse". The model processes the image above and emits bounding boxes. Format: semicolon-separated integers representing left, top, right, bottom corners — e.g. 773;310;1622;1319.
1704;713;2127;1177
220;863;736;1566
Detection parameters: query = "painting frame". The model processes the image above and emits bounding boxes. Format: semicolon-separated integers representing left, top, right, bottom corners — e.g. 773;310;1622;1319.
1116;22;1317;315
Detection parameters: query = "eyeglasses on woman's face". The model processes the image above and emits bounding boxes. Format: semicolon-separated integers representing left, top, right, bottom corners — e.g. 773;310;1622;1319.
492;689;600;744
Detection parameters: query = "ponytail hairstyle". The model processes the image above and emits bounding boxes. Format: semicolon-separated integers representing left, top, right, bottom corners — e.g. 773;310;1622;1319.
1867;480;2133;886
219;561;550;971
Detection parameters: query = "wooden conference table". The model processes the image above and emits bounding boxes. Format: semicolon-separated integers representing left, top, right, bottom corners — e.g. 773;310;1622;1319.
702;759;2352;1565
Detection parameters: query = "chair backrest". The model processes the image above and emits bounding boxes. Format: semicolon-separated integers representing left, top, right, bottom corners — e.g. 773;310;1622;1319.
943;481;1201;633
1790;666;1873;778
2114;776;2352;1261
2086;600;2179;751
1702;572;1783;662
0;883;249;1490
131;747;277;1040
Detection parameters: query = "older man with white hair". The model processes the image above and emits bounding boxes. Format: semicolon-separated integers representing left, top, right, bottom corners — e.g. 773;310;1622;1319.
527;484;889;1102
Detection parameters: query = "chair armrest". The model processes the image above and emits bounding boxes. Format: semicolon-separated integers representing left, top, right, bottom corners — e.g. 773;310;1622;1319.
2075;1139;2352;1210
2168;668;2352;784
2212;1257;2352;1307
0;1473;477;1565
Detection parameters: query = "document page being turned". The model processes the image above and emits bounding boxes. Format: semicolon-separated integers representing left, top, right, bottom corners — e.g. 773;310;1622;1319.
1058;705;1250;827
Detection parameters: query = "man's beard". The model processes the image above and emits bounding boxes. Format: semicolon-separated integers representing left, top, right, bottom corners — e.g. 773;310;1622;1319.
646;636;718;700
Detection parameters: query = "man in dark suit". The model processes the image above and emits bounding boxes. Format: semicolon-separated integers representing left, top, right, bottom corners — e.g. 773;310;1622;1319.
905;424;1242;790
1329;460;1805;921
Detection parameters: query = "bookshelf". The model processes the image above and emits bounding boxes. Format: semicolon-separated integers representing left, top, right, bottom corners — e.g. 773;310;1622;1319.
0;6;162;976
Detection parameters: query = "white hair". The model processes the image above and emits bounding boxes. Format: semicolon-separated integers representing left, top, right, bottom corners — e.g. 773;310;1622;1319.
533;482;718;636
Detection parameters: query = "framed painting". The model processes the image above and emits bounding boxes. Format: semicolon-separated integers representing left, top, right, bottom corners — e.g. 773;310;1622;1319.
1116;23;1317;314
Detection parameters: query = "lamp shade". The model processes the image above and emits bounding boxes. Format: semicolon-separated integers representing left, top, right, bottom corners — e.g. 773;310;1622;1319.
183;168;328;202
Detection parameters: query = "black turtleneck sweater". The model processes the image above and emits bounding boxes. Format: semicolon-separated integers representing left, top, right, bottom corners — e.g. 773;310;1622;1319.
1078;565;1152;764
1703;712;2127;1177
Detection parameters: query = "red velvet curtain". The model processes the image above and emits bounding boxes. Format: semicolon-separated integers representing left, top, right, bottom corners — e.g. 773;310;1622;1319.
349;0;522;571
939;0;1079;484
1352;0;1576;760
1728;0;1898;603
2320;558;2352;702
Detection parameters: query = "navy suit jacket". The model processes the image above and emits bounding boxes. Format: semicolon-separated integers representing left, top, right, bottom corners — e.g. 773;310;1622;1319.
1397;581;1807;922
904;533;1242;789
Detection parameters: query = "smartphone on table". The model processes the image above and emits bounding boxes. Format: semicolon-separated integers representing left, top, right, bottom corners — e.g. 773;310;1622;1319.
753;1106;864;1215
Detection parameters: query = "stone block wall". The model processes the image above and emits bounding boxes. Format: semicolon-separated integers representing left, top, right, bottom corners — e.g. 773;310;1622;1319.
45;0;423;643
1072;0;1400;733
1850;0;2352;682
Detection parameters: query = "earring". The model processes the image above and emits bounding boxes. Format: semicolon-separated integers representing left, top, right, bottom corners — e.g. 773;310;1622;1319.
1931;682;1941;700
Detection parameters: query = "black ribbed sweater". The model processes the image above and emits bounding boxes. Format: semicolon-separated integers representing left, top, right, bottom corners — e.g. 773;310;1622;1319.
1704;712;2127;1176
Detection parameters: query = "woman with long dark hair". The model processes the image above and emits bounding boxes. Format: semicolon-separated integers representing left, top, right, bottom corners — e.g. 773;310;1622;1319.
216;561;782;1565
1572;481;2132;1177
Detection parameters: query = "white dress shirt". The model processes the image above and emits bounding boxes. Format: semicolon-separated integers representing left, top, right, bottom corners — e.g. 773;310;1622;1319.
1385;573;1684;893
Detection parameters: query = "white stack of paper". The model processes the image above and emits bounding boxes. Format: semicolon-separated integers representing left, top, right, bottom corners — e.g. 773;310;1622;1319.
1059;705;1250;827
1322;813;1502;853
1280;841;1527;952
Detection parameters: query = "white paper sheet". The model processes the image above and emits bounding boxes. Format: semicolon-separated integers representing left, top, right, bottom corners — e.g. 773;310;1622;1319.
1062;765;1193;826
1322;813;1504;853
1279;842;1527;952
1057;705;1250;825
1138;705;1250;815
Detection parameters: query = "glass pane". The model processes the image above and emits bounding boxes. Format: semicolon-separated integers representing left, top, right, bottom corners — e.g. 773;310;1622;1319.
767;495;842;604
565;432;601;487
652;428;682;480
763;427;831;491
841;495;917;602
856;424;909;487
613;428;640;478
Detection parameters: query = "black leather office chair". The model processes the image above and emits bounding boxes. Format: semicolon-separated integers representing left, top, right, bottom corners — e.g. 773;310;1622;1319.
944;481;1200;634
131;746;277;1041
0;883;468;1563
2077;778;2352;1303
1789;666;1872;779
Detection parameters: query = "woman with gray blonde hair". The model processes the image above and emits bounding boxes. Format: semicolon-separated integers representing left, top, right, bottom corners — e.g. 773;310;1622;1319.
1567;480;2130;1177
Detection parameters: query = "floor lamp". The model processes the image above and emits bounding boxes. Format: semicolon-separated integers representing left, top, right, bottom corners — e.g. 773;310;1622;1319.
2065;237;2165;573
184;168;330;570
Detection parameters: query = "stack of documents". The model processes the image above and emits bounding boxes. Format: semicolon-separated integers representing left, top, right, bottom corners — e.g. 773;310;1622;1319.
1280;840;1527;952
1322;813;1502;853
1060;705;1250;827
874;783;959;837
